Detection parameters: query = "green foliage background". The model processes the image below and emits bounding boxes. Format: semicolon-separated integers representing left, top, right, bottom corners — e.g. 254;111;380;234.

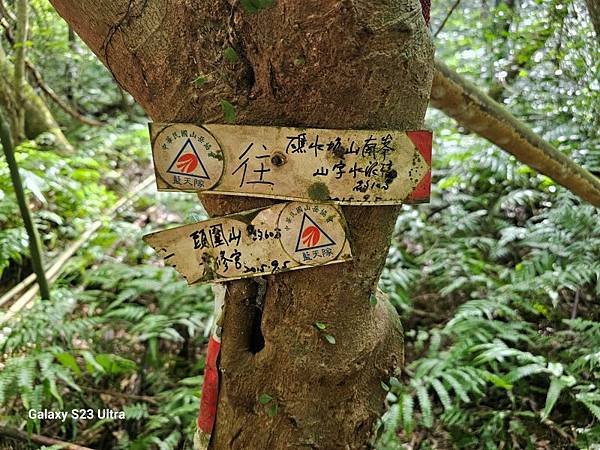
0;0;598;449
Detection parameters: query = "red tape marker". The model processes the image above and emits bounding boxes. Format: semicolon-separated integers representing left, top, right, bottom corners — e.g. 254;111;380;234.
197;285;226;444
405;130;433;203
198;334;221;434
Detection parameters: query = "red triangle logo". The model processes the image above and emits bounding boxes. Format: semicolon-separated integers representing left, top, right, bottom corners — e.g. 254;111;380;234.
166;138;211;179
294;213;336;252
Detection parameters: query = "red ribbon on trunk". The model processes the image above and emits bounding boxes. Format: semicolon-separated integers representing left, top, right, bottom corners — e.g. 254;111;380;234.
197;335;221;434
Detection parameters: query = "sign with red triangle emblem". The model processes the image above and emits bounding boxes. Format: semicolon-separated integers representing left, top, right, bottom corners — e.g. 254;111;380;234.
143;202;353;284
278;203;347;265
150;123;431;204
152;124;224;191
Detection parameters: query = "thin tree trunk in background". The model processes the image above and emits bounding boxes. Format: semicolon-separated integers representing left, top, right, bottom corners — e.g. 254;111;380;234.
26;57;104;126
488;0;516;101
1;13;102;128
0;41;73;152
431;59;600;206
13;0;27;140
65;26;77;107
585;0;600;41
48;0;434;447
0;109;51;301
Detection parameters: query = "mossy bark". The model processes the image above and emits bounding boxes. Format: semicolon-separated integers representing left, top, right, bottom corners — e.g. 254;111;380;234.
47;1;434;448
0;44;72;153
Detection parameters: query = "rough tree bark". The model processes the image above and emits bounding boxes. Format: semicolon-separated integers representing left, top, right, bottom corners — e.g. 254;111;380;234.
47;0;433;448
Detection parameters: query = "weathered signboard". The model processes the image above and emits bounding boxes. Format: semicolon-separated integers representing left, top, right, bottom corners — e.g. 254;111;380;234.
149;123;432;205
143;202;353;284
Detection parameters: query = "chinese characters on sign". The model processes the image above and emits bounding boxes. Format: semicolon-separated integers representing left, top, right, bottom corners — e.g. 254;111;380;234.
150;123;432;205
143;202;352;284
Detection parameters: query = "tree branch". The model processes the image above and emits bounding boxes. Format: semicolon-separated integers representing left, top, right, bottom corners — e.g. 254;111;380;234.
0;425;94;450
434;0;461;37
84;386;159;405
430;59;600;207
25;58;105;126
0;0;15;22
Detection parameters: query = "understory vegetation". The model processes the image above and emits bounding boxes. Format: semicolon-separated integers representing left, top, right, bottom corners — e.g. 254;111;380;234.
0;0;598;449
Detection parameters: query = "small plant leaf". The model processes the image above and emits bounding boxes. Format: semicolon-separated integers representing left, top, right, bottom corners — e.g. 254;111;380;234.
401;392;414;435
241;0;273;13
323;334;336;345
221;100;236;124
267;402;278;417
431;378;452;411
223;47;239;63
55;352;81;375
293;57;306;67
389;376;401;388
416;383;433;428
192;76;206;87
369;294;377;306
258;393;273;405
541;377;566;420
314;321;327;330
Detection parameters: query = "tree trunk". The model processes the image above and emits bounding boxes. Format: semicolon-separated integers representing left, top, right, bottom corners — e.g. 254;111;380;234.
0;42;72;152
13;0;27;140
65;26;78;107
585;0;600;40
47;1;433;448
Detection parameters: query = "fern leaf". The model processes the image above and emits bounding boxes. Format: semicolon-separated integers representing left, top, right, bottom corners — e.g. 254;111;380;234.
400;392;414;435
431;378;452;411
441;372;471;403
416;383;433;428
541;377;566;420
579;401;600;422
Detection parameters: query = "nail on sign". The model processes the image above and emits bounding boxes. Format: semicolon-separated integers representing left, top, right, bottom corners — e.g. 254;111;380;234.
149;123;432;205
143;202;352;284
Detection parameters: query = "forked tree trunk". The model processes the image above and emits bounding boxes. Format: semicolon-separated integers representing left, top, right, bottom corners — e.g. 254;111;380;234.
48;1;434;448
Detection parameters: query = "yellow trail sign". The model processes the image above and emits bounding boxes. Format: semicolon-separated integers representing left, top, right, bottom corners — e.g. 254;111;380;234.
143;202;353;284
149;123;432;205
